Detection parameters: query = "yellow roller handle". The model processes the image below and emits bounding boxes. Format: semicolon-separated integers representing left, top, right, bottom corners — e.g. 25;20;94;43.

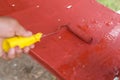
2;33;43;52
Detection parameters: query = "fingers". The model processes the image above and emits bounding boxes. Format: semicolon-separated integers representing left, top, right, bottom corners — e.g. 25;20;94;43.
2;47;24;60
0;17;32;38
2;53;8;60
2;48;16;60
22;31;32;37
15;25;32;37
1;45;35;60
0;51;3;57
30;44;35;49
15;46;23;57
7;48;16;59
23;44;35;53
0;37;35;60
0;17;35;60
23;47;30;53
0;38;4;57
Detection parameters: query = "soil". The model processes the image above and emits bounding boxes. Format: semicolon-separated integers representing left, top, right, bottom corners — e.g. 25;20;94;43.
0;54;56;80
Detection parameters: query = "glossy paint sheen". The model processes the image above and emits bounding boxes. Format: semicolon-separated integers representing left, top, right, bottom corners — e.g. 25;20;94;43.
1;0;120;80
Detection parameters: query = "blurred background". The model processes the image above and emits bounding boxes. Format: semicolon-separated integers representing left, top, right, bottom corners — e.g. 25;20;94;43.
98;0;120;11
0;0;120;80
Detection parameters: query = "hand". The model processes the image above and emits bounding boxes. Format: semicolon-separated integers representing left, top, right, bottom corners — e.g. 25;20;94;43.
0;16;35;60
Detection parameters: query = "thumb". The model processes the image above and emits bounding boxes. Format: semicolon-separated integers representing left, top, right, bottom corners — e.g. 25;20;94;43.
15;25;32;37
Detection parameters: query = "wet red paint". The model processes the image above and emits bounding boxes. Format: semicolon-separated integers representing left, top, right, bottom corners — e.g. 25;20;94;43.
1;0;120;80
68;25;93;43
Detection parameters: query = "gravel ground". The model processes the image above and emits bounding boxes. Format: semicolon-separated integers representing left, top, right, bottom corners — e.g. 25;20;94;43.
0;54;56;80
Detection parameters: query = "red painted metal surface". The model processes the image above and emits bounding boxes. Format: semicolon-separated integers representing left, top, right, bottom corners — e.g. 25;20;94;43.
1;0;120;80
